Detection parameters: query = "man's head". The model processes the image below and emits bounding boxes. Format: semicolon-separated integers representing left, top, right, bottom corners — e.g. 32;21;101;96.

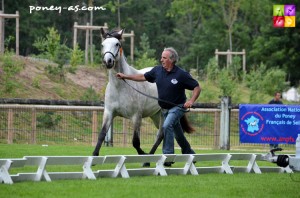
274;92;281;101
161;47;178;71
164;47;178;64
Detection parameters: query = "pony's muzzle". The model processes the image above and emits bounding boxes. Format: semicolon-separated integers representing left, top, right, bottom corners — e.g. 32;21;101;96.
103;58;114;69
103;54;115;69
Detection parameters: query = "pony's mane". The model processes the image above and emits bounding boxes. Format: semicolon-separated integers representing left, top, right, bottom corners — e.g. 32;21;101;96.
104;29;123;40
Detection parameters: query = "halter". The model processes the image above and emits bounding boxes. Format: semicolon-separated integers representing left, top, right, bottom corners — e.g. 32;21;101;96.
102;39;123;60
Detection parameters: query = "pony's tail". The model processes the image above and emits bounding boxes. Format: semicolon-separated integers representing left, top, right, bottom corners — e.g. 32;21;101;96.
180;114;195;134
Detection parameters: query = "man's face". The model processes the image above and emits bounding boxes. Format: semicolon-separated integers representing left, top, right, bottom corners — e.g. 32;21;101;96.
275;93;281;101
160;50;173;70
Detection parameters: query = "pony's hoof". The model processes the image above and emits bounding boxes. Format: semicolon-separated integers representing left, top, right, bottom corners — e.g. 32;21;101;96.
92;152;99;156
163;162;174;167
143;162;150;167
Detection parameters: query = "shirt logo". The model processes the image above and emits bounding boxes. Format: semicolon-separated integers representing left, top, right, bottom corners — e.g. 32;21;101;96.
171;79;178;84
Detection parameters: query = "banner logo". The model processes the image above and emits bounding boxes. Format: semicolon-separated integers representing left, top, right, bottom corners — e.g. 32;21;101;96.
240;112;264;136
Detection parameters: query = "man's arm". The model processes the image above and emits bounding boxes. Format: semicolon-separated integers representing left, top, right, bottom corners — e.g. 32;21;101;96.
184;85;201;108
116;73;146;82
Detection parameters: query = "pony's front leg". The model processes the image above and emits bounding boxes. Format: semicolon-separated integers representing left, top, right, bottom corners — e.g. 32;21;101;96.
92;113;112;156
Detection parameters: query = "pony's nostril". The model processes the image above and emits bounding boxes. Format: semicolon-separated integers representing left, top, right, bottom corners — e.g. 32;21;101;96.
103;58;114;69
103;58;112;64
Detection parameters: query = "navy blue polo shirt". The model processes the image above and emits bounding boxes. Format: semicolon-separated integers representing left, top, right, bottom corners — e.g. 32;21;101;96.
144;65;199;109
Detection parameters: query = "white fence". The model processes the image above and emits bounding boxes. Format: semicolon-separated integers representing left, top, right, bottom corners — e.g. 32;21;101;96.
0;101;296;150
0;153;293;184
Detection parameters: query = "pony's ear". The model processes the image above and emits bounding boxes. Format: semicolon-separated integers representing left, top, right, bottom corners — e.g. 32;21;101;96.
115;29;124;40
100;28;107;39
118;29;124;36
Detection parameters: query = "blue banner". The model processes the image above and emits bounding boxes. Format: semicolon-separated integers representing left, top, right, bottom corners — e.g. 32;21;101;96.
239;104;300;144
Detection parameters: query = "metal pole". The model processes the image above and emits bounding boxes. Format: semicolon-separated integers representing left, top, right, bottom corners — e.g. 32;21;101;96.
219;96;231;150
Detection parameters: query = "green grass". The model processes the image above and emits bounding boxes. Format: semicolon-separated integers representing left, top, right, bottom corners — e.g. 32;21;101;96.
1;174;299;198
0;144;300;198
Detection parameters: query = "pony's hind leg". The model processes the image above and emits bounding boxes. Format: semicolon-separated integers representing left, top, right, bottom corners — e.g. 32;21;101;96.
132;130;147;155
149;128;164;154
142;128;164;167
132;115;147;155
149;111;164;155
142;112;164;167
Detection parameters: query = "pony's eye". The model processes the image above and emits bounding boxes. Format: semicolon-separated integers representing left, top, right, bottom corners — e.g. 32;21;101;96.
116;43;120;47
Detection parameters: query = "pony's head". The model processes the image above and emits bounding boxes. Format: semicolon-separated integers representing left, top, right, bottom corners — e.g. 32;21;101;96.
101;28;124;69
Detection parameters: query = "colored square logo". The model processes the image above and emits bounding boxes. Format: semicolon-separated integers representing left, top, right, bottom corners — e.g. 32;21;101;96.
273;4;296;28
284;16;296;27
273;16;285;28
273;5;284;16
285;5;296;16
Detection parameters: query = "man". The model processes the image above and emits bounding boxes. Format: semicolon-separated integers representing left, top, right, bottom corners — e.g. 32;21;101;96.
116;47;201;166
268;92;283;149
269;92;283;105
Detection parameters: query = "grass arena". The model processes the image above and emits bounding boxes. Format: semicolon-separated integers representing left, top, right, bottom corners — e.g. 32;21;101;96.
0;144;300;198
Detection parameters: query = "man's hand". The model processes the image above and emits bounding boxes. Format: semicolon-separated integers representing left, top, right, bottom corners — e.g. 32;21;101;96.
116;73;126;79
115;73;146;82
183;100;193;109
184;86;201;108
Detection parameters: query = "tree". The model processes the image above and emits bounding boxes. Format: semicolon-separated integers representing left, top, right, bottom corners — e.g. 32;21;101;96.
33;27;71;82
2;0;300;86
134;33;157;69
220;0;241;51
250;25;300;86
33;27;61;60
167;0;220;71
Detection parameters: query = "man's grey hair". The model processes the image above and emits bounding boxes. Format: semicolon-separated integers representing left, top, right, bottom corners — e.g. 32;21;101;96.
164;47;179;64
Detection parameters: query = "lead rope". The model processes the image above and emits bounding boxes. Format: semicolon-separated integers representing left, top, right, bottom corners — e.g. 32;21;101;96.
121;78;190;112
